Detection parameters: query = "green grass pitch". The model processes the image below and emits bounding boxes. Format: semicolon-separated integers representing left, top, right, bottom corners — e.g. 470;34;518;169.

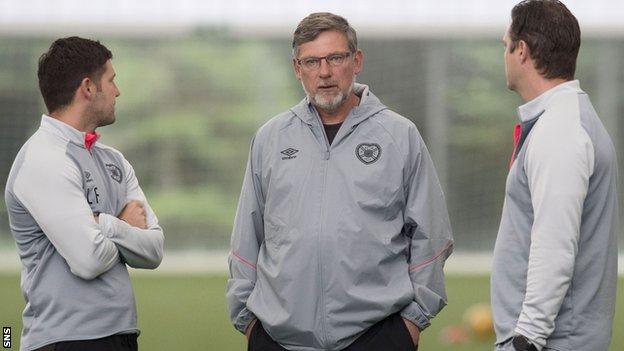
1;274;622;350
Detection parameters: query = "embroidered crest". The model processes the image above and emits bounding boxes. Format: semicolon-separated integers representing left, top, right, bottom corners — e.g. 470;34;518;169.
356;143;381;165
105;163;123;184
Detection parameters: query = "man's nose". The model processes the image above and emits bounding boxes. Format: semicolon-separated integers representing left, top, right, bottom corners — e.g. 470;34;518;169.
318;58;331;77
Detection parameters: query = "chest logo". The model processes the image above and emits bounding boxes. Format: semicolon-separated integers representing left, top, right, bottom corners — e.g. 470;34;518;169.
86;186;100;205
281;148;299;160
105;163;123;184
84;171;93;183
356;143;381;165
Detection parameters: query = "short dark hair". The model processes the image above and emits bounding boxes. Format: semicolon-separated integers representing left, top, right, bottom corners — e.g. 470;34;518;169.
292;12;357;57
37;36;112;113
509;0;580;80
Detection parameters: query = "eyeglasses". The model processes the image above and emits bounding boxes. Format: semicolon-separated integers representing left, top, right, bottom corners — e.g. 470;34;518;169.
297;52;352;71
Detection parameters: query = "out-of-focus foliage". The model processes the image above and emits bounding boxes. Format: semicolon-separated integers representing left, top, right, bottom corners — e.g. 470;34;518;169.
104;34;301;248
1;35;622;251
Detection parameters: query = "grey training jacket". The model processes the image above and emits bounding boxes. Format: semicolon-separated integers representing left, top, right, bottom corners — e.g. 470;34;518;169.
227;84;453;351
491;81;618;351
5;116;164;351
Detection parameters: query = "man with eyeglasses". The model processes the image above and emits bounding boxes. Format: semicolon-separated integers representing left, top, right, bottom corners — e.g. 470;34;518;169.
227;12;453;351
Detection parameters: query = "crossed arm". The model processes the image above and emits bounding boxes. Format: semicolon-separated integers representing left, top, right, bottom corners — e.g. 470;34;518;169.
13;153;163;279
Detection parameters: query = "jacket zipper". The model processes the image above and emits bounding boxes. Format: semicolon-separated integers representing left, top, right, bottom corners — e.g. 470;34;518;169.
314;121;331;347
311;115;358;347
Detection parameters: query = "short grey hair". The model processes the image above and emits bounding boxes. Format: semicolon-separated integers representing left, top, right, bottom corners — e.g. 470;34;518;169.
292;12;358;58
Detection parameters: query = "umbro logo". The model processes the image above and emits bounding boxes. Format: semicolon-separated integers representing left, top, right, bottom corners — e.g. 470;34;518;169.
84;171;93;183
281;148;299;160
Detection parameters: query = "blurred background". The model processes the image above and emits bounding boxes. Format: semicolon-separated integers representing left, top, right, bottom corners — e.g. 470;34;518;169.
1;0;623;350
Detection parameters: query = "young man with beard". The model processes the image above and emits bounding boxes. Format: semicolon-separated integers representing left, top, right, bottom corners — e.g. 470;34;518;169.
227;12;453;351
4;37;164;351
491;1;618;350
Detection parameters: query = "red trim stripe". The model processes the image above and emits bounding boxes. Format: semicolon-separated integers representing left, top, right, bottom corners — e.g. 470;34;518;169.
408;242;453;272
231;252;257;270
509;123;522;169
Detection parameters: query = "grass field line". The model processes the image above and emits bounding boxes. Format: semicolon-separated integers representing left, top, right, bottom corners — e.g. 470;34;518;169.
3;250;624;276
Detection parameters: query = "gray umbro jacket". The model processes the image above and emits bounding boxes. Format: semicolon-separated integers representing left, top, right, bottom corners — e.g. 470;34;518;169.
227;84;453;351
5;115;164;351
491;81;618;351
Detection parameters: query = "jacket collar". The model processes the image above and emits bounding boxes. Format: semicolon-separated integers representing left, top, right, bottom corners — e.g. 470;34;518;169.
39;114;93;149
517;80;583;122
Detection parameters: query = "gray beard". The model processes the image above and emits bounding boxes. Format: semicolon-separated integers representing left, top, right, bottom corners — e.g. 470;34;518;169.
304;80;354;112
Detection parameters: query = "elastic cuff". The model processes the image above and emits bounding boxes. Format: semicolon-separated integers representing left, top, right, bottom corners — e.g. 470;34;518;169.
400;302;430;331
513;327;544;351
235;308;257;334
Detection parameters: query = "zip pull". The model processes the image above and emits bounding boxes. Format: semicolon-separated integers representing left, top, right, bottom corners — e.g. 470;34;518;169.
323;151;330;160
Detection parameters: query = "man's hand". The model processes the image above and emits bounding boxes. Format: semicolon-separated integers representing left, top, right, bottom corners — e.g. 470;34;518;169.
245;319;258;340
118;200;148;229
402;318;420;346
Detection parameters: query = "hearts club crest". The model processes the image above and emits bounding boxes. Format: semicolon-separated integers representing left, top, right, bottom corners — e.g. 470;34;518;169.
356;143;381;165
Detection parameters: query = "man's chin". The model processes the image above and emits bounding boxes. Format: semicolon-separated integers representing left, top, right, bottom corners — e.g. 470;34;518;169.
312;100;342;112
312;94;346;111
506;81;516;92
98;115;115;127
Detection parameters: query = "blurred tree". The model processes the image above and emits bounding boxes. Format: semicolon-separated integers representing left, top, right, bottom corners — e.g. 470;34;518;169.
0;35;622;251
103;34;300;248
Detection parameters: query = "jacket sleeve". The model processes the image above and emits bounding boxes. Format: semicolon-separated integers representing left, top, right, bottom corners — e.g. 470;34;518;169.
98;157;164;269
13;151;120;280
515;113;594;350
226;137;265;334
400;125;454;331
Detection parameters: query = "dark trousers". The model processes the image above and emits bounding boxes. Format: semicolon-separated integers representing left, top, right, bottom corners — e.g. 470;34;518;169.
248;314;417;351
36;334;138;351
